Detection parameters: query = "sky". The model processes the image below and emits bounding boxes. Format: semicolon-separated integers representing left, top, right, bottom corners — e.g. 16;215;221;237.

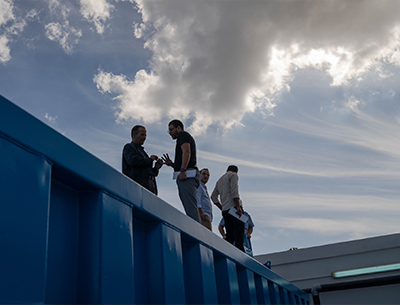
1;0;400;256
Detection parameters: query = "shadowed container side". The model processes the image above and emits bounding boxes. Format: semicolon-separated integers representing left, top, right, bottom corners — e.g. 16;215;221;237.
0;95;309;305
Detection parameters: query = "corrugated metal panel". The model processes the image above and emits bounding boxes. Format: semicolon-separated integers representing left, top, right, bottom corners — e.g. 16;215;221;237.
0;95;309;304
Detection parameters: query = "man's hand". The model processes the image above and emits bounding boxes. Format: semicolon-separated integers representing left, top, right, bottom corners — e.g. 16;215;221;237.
234;198;242;217
214;201;222;211
154;159;163;170
177;171;187;180
161;153;173;167
199;209;207;221
150;155;158;161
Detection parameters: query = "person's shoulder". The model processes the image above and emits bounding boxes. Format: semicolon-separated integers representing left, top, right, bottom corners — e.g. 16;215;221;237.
228;171;238;178
123;142;132;149
178;130;193;141
216;173;225;182
123;142;139;152
245;212;254;224
179;130;192;137
124;141;136;148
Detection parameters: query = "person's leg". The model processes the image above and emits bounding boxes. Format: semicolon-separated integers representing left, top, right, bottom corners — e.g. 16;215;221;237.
232;218;245;252
222;211;235;244
148;176;157;195
177;178;200;222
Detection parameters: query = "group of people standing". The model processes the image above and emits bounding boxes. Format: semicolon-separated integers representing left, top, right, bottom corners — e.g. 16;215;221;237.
122;119;254;254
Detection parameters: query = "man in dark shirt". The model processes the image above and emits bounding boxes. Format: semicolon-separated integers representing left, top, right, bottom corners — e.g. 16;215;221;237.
122;125;163;195
162;120;200;222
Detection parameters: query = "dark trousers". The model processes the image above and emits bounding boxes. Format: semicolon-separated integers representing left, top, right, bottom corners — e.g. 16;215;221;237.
148;176;157;195
222;210;245;252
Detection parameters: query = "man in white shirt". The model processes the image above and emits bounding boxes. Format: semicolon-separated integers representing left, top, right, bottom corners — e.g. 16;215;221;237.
197;168;213;230
211;165;245;252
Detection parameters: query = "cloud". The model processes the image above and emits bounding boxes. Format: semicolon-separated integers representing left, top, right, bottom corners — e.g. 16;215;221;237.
93;0;400;135
0;35;11;63
78;0;114;34
48;0;69;19
266;99;400;169
44;0;82;53
268;216;399;238
0;0;33;63
45;21;82;54
45;113;57;123
243;192;400;240
94;69;164;123
0;0;14;26
244;192;400;213
79;0;134;35
197;148;331;177
42;113;65;135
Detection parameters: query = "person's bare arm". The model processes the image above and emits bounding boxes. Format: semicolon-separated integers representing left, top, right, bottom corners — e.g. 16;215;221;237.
177;143;190;180
247;226;253;238
218;225;226;239
211;185;222;210
214;201;222;210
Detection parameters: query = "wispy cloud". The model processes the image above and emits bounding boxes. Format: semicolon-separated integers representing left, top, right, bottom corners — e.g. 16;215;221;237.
44;0;82;53
268;216;399;238
243;191;400;242
267;102;400;167
45;113;57;123
78;0;135;35
44;21;82;54
198;149;330;177
42;113;65;135
243;192;400;213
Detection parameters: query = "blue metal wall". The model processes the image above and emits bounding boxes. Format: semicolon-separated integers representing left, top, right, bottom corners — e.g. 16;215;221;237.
0;95;309;304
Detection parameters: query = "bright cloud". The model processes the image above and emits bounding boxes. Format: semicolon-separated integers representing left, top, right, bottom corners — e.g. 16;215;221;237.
94;69;165;123
79;0;114;34
0;0;32;63
3;0;400;254
0;0;14;26
79;0;134;35
93;0;400;135
0;35;10;63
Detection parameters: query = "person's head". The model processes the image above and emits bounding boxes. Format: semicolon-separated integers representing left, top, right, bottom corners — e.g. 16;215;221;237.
200;168;210;184
131;125;147;146
168;119;184;139
227;165;238;173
